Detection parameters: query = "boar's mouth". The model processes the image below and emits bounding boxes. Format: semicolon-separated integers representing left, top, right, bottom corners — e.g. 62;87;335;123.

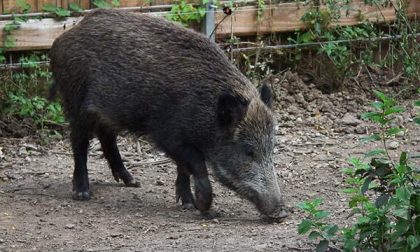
228;181;289;220
248;189;289;220
211;164;289;220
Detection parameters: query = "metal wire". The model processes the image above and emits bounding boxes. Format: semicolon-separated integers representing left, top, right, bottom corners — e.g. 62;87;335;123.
229;33;420;52
1;32;419;69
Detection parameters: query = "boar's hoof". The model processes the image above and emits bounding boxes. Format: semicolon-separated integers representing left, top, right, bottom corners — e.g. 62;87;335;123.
263;209;289;223
72;191;91;201
182;203;196;211
123;178;140;188
200;209;218;220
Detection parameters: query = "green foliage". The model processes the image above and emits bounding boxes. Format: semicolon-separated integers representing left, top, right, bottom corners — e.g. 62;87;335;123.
297;198;339;252
298;90;419;251
43;4;71;18
1;1;32;62
415;91;420;125
1;53;65;138
341;90;419;251
16;0;31;13
69;3;83;13
241;52;273;84
256;0;266;22
287;0;419;86
5;92;65;126
166;0;206;26
92;0;120;9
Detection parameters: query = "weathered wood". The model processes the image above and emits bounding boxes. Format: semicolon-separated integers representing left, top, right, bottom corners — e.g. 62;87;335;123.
3;0;38;13
215;0;420;38
0;16;82;50
1;0;193;13
0;1;419;50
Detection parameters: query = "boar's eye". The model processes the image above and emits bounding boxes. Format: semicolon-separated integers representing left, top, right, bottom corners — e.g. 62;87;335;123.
244;146;255;158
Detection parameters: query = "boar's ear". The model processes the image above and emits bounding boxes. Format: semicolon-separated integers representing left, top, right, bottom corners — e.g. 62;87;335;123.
259;83;273;109
217;93;249;127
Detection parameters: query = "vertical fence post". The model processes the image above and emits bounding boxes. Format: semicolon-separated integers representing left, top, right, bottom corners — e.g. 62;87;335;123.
202;0;215;42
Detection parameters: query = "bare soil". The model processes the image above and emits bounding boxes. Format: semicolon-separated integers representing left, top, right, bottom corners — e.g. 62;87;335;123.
1;72;419;251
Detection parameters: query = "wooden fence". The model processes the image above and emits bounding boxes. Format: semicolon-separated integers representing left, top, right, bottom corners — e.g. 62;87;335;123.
0;0;419;51
0;1;181;13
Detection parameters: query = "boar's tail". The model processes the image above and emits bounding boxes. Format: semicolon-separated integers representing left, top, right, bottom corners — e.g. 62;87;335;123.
48;80;58;101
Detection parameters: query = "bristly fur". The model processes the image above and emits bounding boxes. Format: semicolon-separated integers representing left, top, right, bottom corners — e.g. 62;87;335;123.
49;9;286;219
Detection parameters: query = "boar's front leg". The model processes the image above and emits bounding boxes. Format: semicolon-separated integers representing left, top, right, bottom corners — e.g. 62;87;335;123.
170;145;213;215
95;125;140;187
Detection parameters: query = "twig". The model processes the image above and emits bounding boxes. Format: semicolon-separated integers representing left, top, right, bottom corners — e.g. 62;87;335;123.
291;142;335;146
49;150;72;155
384;72;402;85
5;186;47;193
364;65;375;84
127;158;172;168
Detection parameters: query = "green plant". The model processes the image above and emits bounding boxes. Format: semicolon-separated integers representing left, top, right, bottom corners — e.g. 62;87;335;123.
1;54;52;105
390;0;420;81
341;90;419;251
5;92;65;126
16;0;31;13
241;52;273;84
415;90;420;125
297;198;340;252
92;0;120;9
298;90;419;251
69;3;83;12
256;0;266;22
43;4;71;18
166;0;207;26
1;0;31;62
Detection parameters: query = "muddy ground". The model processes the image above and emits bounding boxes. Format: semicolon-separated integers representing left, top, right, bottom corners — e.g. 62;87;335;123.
0;72;419;251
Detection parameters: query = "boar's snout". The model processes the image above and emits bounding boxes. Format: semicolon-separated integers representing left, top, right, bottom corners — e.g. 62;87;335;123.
255;192;289;220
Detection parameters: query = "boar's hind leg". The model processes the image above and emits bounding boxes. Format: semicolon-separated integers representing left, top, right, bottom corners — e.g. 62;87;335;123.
175;165;195;210
96;125;140;187
71;122;91;200
170;146;213;214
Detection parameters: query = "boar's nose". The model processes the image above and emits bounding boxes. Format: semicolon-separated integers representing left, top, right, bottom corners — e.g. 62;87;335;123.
257;194;289;220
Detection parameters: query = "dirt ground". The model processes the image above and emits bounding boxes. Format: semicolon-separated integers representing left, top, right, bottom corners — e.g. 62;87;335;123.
0;72;419;251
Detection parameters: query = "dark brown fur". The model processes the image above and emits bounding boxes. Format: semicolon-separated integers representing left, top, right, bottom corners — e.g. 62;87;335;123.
50;9;287;219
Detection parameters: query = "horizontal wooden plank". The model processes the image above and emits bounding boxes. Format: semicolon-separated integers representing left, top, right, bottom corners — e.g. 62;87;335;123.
1;1;419;50
0;10;175;51
0;16;82;50
215;0;420;38
1;0;197;13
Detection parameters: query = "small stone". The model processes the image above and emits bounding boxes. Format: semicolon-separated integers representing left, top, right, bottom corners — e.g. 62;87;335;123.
341;113;360;126
296;117;303;123
355;125;366;134
388;141;399;149
18;147;27;156
294;93;306;104
65;224;75;229
254;243;268;251
395;130;405;137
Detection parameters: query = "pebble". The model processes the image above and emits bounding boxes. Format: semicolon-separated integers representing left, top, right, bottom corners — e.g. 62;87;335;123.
65;224;75;229
294;93;306;104
388;141;399;149
395;130;405;137
341;113;360;126
18;147;27;156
